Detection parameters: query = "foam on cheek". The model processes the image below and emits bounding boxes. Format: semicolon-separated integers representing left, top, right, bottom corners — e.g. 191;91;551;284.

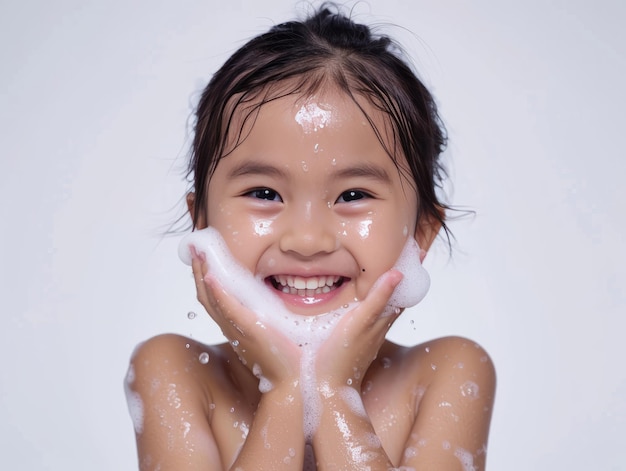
179;228;351;440
253;219;273;237
178;227;431;438
178;227;351;346
387;236;430;310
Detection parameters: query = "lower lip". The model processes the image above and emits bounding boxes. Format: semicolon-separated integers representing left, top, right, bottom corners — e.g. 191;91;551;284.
264;279;347;312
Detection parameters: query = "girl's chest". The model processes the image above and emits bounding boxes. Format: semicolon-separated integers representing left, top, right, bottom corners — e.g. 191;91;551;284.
208;374;419;468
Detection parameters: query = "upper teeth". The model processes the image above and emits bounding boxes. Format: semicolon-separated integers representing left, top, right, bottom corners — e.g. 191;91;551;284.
274;275;340;291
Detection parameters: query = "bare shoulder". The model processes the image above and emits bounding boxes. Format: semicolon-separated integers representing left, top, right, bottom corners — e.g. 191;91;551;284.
372;335;495;387
125;334;231;469
410;335;496;386
407;336;496;469
128;333;223;396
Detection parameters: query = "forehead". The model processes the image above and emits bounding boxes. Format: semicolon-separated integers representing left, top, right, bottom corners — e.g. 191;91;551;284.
225;83;398;159
215;84;417;203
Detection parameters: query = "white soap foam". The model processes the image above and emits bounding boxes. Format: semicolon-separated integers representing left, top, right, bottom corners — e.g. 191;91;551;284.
178;227;430;437
386;236;430;311
295;102;332;133
252;363;274;393
339;386;368;417
454;447;477;471
178;227;351;347
179;227;429;321
124;363;144;434
460;380;480;400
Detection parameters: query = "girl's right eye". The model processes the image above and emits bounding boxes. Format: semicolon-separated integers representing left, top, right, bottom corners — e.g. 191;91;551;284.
245;188;282;202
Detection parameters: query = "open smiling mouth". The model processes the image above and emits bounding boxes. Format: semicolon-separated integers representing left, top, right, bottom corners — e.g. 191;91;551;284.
268;275;347;297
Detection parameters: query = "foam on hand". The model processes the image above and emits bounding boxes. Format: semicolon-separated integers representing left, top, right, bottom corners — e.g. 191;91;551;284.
178;227;349;348
178;227;430;438
178;227;292;320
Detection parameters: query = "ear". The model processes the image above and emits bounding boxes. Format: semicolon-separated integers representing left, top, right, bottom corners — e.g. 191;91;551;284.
186;192;207;229
414;207;444;260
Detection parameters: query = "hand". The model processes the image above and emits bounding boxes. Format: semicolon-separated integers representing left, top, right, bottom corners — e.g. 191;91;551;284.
314;270;403;389
191;250;302;386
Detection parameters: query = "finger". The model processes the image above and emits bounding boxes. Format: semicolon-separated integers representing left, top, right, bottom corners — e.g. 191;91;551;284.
356;269;403;326
190;250;211;307
202;272;258;339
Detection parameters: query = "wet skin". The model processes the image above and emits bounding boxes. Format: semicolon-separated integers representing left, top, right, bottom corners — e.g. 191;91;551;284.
127;88;496;470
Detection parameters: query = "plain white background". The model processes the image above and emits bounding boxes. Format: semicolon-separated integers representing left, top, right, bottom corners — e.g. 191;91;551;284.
1;1;624;469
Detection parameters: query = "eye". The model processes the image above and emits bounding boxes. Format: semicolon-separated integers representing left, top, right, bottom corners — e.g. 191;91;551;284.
336;190;370;203
245;188;282;202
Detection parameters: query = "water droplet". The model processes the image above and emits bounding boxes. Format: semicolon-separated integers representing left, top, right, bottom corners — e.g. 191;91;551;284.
331;158;337;166
231;340;240;347
346;378;353;385
301;161;309;172
198;352;209;364
460;380;480;399
313;143;320;153
381;357;392;368
185;343;190;349
187;311;196;320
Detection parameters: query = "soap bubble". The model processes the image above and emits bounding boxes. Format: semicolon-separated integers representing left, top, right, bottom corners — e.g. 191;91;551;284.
187;311;197;320
198;352;210;364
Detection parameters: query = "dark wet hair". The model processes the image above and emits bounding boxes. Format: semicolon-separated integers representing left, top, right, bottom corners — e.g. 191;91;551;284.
187;3;451;243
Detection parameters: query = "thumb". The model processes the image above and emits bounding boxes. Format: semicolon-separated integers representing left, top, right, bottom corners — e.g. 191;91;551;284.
358;269;404;325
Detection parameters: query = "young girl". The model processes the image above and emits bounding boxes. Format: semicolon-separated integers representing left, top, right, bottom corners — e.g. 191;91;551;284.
125;5;496;470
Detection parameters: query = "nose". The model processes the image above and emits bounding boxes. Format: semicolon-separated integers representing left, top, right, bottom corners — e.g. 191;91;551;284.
278;201;337;257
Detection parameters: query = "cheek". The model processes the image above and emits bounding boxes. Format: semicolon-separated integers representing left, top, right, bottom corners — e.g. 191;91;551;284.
207;205;276;271
340;211;411;274
338;209;410;247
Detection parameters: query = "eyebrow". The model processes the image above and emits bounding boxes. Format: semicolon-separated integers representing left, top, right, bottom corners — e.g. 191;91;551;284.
331;163;392;184
227;159;392;184
227;161;289;179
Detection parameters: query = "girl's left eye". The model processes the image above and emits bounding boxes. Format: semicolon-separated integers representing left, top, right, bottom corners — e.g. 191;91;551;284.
336;190;370;203
245;188;282;202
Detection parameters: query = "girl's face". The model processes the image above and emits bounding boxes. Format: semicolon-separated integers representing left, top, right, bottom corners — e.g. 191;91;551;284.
198;88;430;316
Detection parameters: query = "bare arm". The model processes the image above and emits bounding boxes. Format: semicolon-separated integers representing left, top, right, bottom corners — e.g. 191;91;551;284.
311;336;496;470
401;337;496;470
